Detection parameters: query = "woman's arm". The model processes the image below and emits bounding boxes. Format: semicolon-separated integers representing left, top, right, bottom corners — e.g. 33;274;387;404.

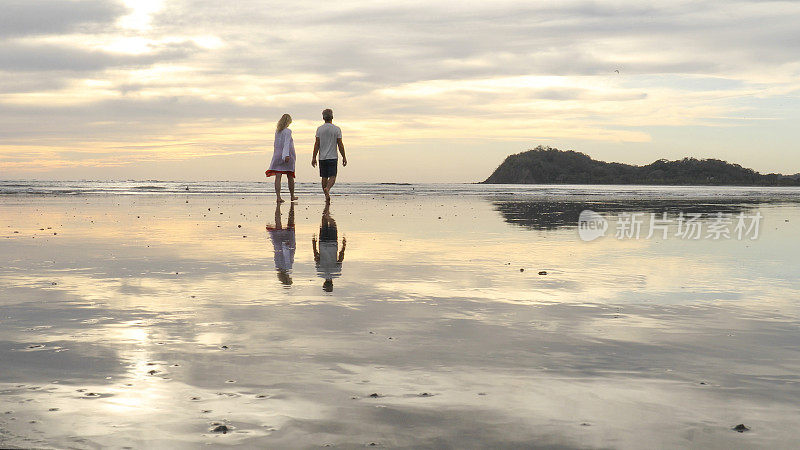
282;129;292;161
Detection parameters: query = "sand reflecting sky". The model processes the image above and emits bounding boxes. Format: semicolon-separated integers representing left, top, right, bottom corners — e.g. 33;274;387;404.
1;194;799;448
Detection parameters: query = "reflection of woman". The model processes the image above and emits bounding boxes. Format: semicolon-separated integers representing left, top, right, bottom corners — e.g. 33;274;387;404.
265;113;297;203
312;203;345;292
267;203;295;286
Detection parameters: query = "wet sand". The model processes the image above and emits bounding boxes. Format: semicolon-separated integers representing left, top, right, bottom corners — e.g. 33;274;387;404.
1;193;799;448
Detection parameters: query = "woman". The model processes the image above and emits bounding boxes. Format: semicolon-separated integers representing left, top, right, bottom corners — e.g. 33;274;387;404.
265;113;297;203
267;202;295;286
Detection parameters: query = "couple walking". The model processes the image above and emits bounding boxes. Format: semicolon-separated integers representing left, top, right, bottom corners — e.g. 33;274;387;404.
267;202;346;292
265;108;348;203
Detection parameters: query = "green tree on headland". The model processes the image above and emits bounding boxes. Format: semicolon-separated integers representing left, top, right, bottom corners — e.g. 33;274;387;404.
482;146;800;186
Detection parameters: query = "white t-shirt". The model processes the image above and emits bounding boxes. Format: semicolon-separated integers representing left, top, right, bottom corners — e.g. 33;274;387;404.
315;123;342;160
317;241;342;279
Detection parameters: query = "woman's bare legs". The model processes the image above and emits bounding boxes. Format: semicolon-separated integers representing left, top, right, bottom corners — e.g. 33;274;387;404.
274;202;283;228
288;176;297;201
275;173;284;203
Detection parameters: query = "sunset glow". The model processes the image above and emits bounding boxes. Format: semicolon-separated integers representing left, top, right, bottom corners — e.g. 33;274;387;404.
1;0;799;181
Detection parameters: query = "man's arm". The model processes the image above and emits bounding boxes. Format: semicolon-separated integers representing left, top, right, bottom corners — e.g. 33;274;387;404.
338;237;346;262
337;138;347;166
312;137;320;167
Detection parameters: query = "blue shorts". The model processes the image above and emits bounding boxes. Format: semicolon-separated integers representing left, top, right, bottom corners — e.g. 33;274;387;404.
320;224;337;241
319;159;337;178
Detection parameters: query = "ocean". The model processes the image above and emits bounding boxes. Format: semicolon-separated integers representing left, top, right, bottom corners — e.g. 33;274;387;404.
2;179;800;199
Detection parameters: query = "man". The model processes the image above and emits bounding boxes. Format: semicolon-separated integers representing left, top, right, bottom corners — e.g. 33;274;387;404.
311;108;347;202
312;203;346;292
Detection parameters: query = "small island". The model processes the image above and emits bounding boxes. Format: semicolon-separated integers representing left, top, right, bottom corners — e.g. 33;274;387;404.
483;146;800;186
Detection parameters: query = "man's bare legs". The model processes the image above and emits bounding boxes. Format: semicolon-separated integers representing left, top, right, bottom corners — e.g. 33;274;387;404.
287;175;297;201
275;173;284;203
322;176;336;202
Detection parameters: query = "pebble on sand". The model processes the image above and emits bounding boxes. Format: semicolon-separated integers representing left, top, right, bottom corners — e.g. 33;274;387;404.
538;271;547;275
210;424;229;434
732;424;750;432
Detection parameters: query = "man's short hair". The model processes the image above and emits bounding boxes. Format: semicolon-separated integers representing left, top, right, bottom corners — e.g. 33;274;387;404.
322;109;333;121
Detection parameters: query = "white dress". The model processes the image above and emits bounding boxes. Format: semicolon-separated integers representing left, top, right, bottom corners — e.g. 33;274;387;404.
268;227;295;272
266;128;296;176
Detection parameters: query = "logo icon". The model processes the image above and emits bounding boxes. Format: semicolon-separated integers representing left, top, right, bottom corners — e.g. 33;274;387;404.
578;210;608;241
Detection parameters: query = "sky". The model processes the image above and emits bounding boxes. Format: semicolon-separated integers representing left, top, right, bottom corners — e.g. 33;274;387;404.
1;0;799;182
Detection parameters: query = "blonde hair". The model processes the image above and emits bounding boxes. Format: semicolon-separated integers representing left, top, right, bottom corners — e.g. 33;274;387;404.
276;114;292;132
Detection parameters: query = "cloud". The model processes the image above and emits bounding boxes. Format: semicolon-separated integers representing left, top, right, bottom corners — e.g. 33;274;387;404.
0;0;126;37
1;0;800;178
0;40;201;72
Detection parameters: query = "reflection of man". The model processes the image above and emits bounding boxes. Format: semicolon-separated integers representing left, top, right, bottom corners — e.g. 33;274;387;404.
267;203;295;286
312;204;346;292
